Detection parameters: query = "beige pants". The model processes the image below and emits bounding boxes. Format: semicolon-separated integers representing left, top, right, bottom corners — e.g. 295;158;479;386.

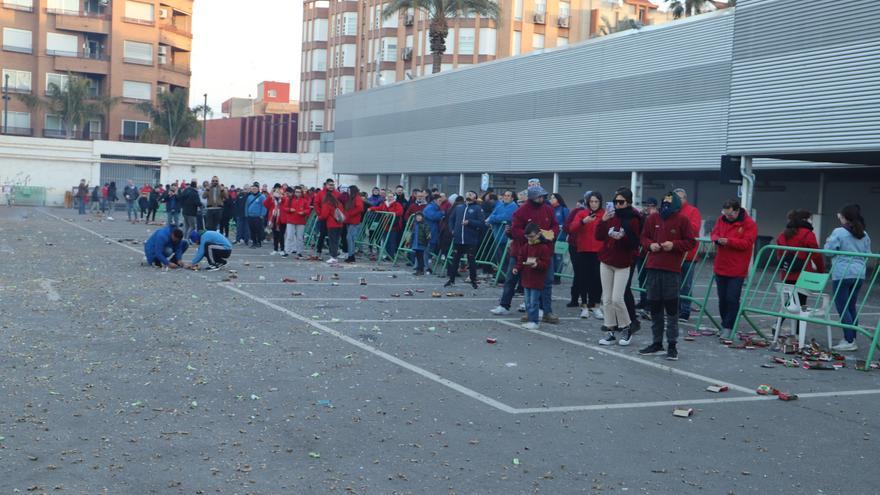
600;262;632;329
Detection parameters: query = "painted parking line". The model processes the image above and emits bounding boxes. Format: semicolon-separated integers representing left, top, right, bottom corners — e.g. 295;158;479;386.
317;317;584;323
269;297;507;302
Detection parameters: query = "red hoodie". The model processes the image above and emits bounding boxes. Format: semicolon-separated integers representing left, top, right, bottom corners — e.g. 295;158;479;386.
775;226;825;283
596;208;642;268
345;196;365;225
680;202;702;261
318;200;344;229
280;196;310;225
569;208;603;253
640;211;697;273
370;201;404;230
511;201;558;255
516;240;553;289
710;210;757;278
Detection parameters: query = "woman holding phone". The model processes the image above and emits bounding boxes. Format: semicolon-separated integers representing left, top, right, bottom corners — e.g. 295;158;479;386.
569;191;605;319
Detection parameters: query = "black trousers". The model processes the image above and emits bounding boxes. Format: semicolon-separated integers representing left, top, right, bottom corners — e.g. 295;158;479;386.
273;225;285;252
569;243;583;304
206;208;222;231
574;252;602;307
447;243;477;282
205;243;231;266
316;220;327;253
327;227;341;258
247;217;263;246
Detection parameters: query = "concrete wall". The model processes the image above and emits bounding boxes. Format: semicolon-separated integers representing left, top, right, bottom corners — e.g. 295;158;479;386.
0;136;344;206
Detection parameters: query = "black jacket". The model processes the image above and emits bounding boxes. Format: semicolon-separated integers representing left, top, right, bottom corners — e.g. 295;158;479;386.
177;187;201;216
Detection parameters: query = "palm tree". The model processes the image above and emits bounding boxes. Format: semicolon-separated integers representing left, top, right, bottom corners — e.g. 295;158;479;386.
669;0;714;19
382;0;500;74
16;73;118;139
136;89;211;146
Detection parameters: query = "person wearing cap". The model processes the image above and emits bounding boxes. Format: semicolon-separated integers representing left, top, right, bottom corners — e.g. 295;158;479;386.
188;229;233;271
638;191;697;361
504;185;560;323
144;226;187;268
635;197;658;317
673;188;702;322
445;190;486;289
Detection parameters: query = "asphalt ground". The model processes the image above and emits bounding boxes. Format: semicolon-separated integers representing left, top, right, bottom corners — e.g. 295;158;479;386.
1;206;879;495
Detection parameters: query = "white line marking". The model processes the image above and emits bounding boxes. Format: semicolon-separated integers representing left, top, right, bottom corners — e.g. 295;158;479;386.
496;320;755;394
267;297;504;302
317;317;584;323
232;282;437;286
517;395;777;413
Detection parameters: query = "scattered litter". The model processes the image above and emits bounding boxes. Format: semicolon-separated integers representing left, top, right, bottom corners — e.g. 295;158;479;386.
683;336;695;342
331;282;339;286
486;338;497;344
505;362;517;367
258;275;266;281
415;288;425;293
706;385;728;393
331;273;340;280
317;399;332;407
761;363;776;369
403;289;414;297
391;293;401;298
250;394;261;400
359;277;367;285
310;372;320;378
308;452;321;459
291;291;304;296
512;458;520;465
310;331;320;335
282;278;297;283
446;292;464;297
186;365;197;371
777;392;798;401
673;407;694;418
310;275;323;282
359;295;368;300
755;384;774;395
431;291;442;298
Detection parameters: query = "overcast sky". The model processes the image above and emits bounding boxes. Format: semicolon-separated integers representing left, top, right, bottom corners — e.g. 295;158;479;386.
189;0;303;113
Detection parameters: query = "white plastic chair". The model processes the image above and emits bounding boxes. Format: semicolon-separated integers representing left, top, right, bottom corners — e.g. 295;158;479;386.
772;271;833;349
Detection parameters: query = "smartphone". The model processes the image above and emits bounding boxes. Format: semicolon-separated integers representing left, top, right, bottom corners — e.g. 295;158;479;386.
605;201;614;212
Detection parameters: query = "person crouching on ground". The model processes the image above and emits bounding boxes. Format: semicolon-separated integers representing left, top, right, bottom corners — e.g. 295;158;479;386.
409;211;431;275
638;192;697;361
596;188;642;347
188;230;233;271
710;198;757;337
515;223;553;330
144;226;187;269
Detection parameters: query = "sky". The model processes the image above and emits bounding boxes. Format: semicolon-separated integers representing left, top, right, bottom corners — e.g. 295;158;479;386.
189;0;303;114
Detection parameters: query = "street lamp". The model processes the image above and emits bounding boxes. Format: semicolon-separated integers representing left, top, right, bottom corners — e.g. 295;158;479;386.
202;92;207;148
2;73;9;134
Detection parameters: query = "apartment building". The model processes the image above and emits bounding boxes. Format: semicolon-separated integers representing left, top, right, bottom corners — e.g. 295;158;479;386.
0;0;193;141
298;0;670;152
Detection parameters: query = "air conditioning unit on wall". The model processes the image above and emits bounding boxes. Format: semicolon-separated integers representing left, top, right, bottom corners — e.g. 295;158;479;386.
159;8;169;19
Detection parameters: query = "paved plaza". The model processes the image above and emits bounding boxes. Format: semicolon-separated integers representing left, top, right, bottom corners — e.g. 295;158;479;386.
1;206;879;494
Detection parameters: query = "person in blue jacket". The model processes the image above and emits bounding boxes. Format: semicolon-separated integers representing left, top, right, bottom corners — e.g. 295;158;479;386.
487;190;518;263
422;193;446;273
245;182;267;248
445;190;486;289
189;230;233;271
144;226;187;268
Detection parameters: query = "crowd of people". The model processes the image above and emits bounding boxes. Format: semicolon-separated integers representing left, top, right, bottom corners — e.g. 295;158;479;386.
117;175;871;360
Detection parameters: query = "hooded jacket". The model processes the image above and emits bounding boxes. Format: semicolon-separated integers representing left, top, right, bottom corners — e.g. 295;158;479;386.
245;192;267;218
569;207;604;253
710;209;758;278
516;239;553;289
369;200;405;231
680;202;702;262
178;186;201;216
640;194;697;273
775;222;825;283
144;226;185;266
423;201;445;244
448;202;487;246
596;206;642;268
511;200;559;255
280;196;311;225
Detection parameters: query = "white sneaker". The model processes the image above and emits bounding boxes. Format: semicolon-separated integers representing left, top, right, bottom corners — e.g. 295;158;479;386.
517;303;526;312
326;258;338;264
832;339;858;352
490;306;510;315
592;307;605;319
618;327;634;346
522;322;539;330
598;332;617;346
106;216;114;221
538;309;544;319
580;308;591;319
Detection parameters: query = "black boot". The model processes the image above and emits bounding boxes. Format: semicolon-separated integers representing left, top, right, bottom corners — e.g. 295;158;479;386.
444;279;454;287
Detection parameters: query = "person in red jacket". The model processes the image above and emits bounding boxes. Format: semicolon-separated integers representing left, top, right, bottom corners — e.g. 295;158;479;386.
710;198;757;335
318;189;344;264
514;223;553;330
314;179;341;255
568;191;605;319
595;188;642;347
510;186;560;324
266;188;285;255
774;209;825;317
281;186;311;257
637;191;697;361
343;185;365;263
674;188;702;321
369;192;404;260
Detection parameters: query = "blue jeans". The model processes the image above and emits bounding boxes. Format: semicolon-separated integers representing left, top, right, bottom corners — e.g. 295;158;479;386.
126;199;135;219
833;278;863;343
499;255;520;309
541;256;555;314
78;198;86;214
346;223;361;256
525;288;542;323
385;230;401;258
679;260;695;319
166;210;180;226
716;275;744;331
235;216;249;243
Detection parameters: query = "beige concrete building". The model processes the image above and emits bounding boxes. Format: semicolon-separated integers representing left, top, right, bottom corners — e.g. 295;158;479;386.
0;0;192;141
298;0;670;152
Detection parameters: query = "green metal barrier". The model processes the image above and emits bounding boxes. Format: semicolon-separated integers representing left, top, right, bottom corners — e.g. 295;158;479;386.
631;238;721;333
392;215;417;266
355;210;396;263
474;223;509;283
302;211;319;249
733;245;880;367
10;186;46;206
553;240;573;279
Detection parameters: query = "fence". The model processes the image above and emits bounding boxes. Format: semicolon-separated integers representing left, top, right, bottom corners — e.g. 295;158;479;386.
392;215;417;266
302;212;319;249
733;245;880;366
4;186;47;206
433;223;509;284
353;210;397;262
631;238;721;333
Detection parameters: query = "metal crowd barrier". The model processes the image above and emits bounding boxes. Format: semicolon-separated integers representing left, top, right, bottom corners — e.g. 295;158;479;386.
354;210;397;263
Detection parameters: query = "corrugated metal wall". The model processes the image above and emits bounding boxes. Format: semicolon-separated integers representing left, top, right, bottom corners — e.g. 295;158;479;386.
334;11;735;175
727;0;880;155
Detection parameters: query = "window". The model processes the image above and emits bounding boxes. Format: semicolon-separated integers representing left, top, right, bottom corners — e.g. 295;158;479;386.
123;40;153;64
124;0;154;22
343;12;358;35
46;73;70;93
458;28;474;55
315;0;329;7
311;79;326;101
342;44;356;67
1;111;30;131
314;19;328;41
340;75;355;94
382;37;397;61
534;0;546;13
558;36;568;46
383;5;398;28
406;34;413;49
2;69;31;92
122;120;150;139
47;32;78;56
45;114;67;137
478;28;496;56
559;1;570;18
268;89;277;98
513;31;521;55
47;0;79;13
122;80;151;100
532;33;544;50
310;110;324;132
3;28;32;54
3;0;33;11
514;0;523;20
378;70;395;86
311;48;326;71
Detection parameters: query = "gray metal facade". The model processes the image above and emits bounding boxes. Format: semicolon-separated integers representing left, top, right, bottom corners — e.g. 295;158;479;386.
727;0;880;157
334;10;735;175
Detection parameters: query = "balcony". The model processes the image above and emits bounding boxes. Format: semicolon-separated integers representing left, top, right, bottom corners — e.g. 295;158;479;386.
42;128;68;139
2;1;33;12
53;52;110;75
160;0;193;14
119;133;143;142
160;25;192;51
53;11;111;34
158;65;191;87
1;127;33;136
557;15;570;28
42;128;108;140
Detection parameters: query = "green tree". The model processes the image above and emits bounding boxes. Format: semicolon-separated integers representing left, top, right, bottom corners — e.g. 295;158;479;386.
136;89;211;146
669;0;714;19
598;16;642;36
16;72;118;139
382;0;500;75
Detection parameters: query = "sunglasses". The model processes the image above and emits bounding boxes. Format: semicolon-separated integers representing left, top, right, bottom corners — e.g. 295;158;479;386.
614;199;627;205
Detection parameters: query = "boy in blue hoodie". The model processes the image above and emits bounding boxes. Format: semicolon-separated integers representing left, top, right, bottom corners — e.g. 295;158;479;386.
144;226;187;268
408;211;430;275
